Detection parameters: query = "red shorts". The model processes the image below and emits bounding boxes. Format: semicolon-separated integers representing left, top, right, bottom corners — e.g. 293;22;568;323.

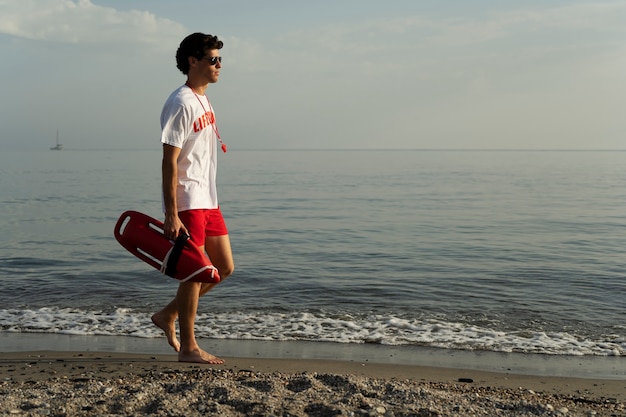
178;208;228;246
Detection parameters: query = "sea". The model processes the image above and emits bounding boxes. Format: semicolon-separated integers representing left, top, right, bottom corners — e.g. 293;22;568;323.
1;149;624;377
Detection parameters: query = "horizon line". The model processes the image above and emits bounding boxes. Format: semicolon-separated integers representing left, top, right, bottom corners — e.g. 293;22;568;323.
13;147;626;152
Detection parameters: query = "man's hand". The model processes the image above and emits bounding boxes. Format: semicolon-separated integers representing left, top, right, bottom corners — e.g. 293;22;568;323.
163;213;188;240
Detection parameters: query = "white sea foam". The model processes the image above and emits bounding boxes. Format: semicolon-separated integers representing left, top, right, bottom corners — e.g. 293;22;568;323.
1;307;623;357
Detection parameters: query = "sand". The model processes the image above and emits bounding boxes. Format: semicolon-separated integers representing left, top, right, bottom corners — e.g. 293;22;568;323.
0;351;624;416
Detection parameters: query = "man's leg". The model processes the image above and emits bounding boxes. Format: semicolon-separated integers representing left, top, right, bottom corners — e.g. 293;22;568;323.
152;236;233;357
204;234;234;281
151;277;225;354
151;299;180;352
176;280;224;363
175;235;233;363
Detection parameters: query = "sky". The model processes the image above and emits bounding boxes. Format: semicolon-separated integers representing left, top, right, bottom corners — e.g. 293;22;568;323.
1;0;625;150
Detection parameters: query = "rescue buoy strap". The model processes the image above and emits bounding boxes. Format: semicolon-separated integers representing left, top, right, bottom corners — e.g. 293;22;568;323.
164;234;190;277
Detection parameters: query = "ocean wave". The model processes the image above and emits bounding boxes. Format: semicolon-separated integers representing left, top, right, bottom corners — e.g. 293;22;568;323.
0;307;623;357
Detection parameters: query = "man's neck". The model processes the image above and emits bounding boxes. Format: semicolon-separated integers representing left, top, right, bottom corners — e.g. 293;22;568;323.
186;78;208;95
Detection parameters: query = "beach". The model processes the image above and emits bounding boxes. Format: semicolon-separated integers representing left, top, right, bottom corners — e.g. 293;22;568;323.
1;351;624;416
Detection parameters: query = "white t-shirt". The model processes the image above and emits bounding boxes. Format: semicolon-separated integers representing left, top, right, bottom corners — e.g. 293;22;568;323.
160;84;219;211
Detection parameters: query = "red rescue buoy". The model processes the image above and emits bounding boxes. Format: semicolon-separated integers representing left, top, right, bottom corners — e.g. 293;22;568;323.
114;210;220;283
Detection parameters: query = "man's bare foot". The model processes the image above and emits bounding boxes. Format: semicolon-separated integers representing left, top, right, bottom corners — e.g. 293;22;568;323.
178;348;224;364
151;313;180;352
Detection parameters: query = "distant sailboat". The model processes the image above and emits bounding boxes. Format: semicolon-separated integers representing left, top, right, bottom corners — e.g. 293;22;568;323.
50;130;63;150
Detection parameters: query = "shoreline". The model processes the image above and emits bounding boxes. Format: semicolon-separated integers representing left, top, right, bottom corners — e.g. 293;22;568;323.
1;351;624;416
1;332;624;379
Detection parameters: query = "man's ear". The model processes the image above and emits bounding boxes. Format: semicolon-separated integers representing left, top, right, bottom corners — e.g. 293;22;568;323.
188;56;198;67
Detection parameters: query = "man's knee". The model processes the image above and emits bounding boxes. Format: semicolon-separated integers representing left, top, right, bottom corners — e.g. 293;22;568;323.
219;264;234;279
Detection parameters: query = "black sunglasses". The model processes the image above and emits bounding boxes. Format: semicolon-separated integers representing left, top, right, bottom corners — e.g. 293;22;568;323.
203;56;222;65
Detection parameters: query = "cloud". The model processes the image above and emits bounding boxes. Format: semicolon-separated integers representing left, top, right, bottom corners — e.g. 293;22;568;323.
0;0;186;46
227;1;626;84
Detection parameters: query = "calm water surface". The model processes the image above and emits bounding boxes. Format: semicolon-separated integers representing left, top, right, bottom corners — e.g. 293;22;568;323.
0;150;624;357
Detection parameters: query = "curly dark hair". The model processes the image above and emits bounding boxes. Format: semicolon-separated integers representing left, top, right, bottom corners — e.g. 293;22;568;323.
175;33;223;75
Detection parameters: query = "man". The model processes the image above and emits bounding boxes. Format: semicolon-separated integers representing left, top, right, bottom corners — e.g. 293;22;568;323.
151;33;234;364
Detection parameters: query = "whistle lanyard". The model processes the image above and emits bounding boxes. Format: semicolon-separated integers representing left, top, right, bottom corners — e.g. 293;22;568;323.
186;83;227;153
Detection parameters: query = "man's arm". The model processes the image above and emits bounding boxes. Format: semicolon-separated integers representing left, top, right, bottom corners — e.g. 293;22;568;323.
162;144;187;239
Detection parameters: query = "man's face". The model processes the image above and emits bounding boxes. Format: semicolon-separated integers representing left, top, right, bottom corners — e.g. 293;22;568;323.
199;49;222;84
